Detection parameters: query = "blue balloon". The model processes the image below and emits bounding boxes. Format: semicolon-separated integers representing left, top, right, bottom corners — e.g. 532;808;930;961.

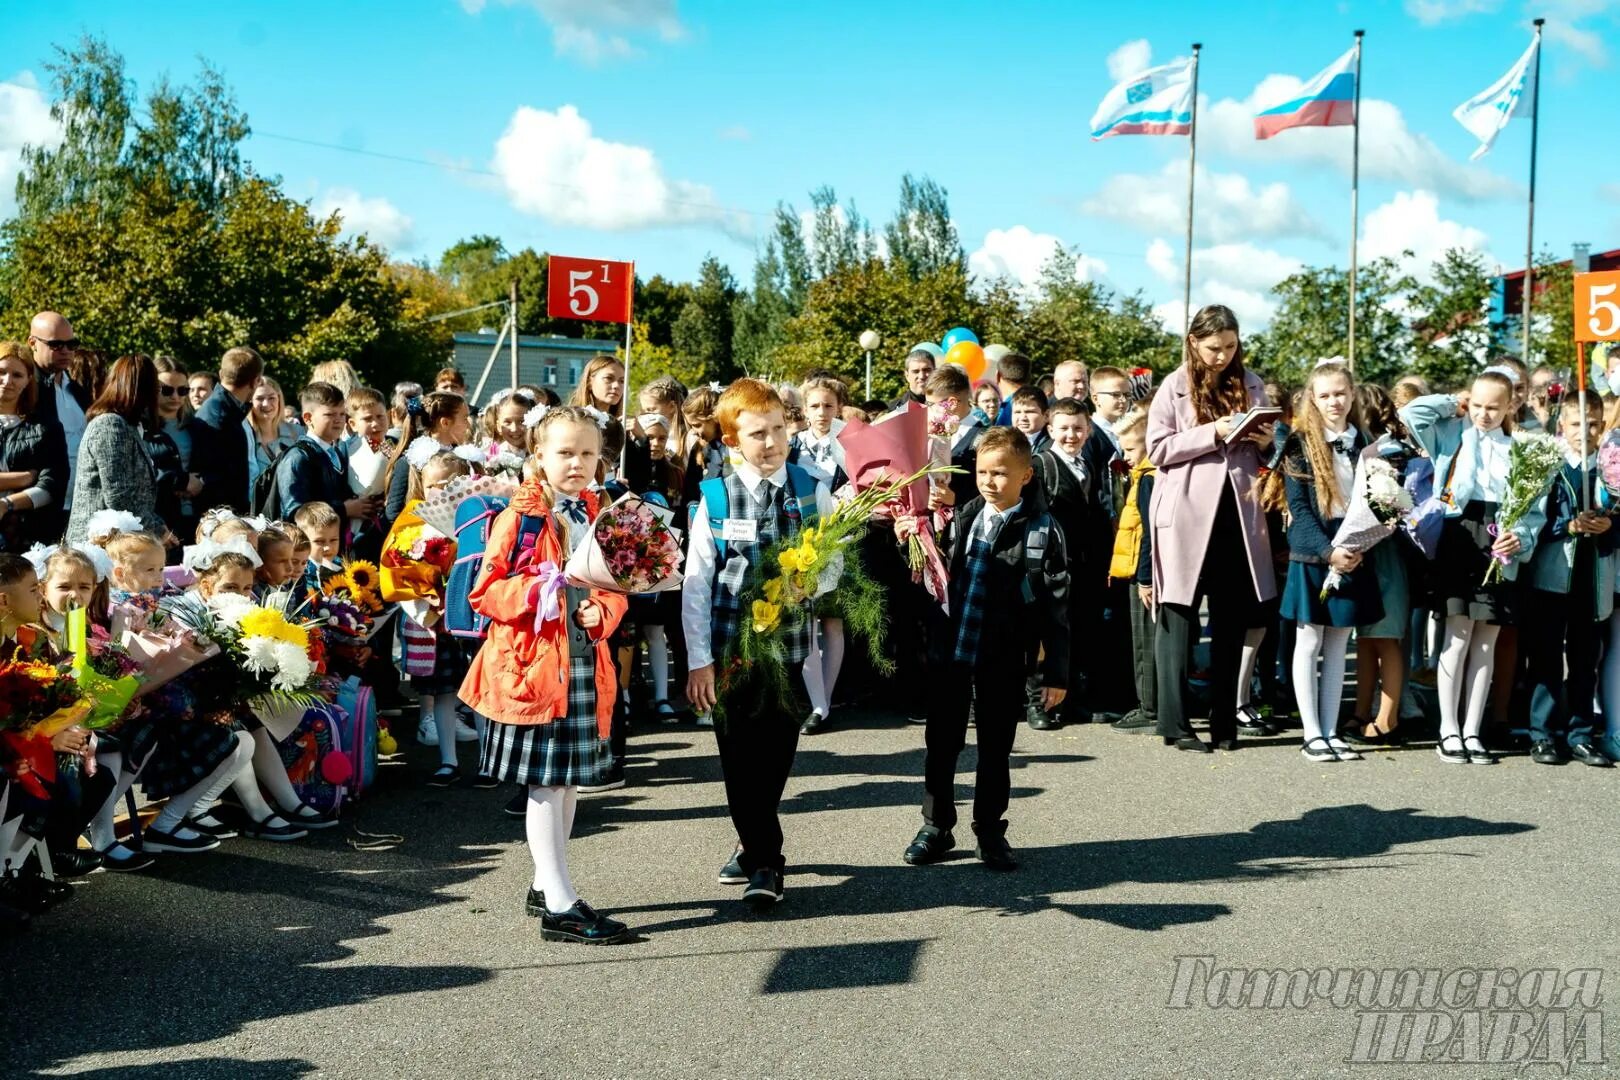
910;341;944;360
941;326;979;351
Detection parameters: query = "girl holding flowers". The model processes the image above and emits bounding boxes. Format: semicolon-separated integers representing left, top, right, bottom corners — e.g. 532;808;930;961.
1400;369;1553;765
461;407;631;945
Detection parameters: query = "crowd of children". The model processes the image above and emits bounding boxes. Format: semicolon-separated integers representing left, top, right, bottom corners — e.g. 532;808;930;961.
5;308;1620;941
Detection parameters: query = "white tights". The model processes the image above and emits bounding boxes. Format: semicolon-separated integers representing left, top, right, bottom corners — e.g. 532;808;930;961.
803;617;847;718
88;746;146;851
151;732;255;834
1437;615;1500;742
527;784;580;913
1293;623;1351;743
1236;627;1265;709
251;729;307;814
644;624;670;703
419;694;464;768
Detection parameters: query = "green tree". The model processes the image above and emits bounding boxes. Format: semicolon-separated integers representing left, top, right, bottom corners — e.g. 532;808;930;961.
1249;257;1412;386
1525;250;1574;372
1407;248;1497;389
884;174;962;279
671;255;739;381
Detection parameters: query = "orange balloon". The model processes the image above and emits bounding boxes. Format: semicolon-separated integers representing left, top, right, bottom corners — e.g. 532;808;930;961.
945;340;986;382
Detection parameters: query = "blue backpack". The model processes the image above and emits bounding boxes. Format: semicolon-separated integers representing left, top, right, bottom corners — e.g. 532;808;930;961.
444;495;545;639
697;464;822;560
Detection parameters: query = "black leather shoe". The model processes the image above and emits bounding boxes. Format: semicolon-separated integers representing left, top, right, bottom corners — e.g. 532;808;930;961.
1092;711;1125;724
742;868;785;908
903;827;955;865
975;834;1018;871
1113;710;1157;732
1027;712;1059;731
524;887;546;917
800;711;825;735
1530;740;1563;765
540;899;630;944
1570;743;1614;768
1167;736;1212;754
1235;705;1278;737
49;850;103;878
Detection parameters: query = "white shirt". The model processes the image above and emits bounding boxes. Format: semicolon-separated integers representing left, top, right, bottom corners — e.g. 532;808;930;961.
975;499;1022;544
796;422;845;473
680;461;836;670
1053;446;1088;488
1093;414;1122;455
52;372;87;510
1322;424;1357;516
949;412;983;454
1471;428;1512;504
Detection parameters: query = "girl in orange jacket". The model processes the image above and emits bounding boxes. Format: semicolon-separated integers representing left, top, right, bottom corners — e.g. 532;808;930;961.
460;406;631;946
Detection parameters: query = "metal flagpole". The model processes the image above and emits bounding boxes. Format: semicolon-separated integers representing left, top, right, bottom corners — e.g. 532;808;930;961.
509;280;519;390
1522;18;1544;364
621;266;635;476
1348;30;1364;372
1183;42;1202;335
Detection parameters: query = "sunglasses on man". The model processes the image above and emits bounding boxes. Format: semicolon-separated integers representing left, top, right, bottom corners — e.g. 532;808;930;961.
33;337;79;351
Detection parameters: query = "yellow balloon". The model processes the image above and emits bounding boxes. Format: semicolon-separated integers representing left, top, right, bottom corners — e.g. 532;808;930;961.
945;340;986;382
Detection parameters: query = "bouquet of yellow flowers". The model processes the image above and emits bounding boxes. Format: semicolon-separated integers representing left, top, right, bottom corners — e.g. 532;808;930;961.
379;505;454;604
717;461;955;720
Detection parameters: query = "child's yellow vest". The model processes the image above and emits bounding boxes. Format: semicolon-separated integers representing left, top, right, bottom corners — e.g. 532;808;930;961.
1109;457;1156;582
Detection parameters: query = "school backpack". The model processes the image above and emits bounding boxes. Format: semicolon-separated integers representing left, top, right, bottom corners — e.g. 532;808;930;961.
275;702;349;816
336;675;378;798
253;440;310;521
444;495;546;639
697;463;823;560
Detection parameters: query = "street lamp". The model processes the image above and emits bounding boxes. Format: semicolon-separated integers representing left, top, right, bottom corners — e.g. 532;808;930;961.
859;329;881;399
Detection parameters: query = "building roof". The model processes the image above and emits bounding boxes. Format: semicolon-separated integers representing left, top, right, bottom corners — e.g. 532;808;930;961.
1497;246;1620;315
451;331;615;352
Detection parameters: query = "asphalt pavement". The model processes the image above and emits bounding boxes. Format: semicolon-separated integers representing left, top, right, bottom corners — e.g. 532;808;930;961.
5;706;1620;1079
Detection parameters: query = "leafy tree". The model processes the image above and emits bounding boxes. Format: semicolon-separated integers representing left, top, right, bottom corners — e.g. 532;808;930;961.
1249;257;1412;387
884;174;963;279
1407;248;1497;389
1524;250;1574;373
671;255;739;381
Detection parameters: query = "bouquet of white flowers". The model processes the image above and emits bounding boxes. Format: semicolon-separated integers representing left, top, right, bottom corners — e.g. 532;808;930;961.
1482;430;1564;585
1320;445;1414;601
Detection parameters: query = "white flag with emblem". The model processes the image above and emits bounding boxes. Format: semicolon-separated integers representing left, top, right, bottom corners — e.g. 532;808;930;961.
1452;34;1539;161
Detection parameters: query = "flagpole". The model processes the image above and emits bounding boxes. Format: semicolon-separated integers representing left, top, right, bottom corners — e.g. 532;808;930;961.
1348;30;1364;373
1183;42;1201;335
1522;18;1544;364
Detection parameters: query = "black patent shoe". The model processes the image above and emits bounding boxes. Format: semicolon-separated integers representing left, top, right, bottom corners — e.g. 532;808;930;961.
1235;704;1278;737
540;900;630;944
1570;743;1613;768
975;833;1018;872
1530;741;1563;765
524;888;546;917
49;849;103;878
1463;736;1498;765
902;827;955;866
1165;735;1212;754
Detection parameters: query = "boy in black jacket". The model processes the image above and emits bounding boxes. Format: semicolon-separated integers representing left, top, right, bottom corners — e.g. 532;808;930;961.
276;382;378;536
1026;397;1099;730
902;427;1069;872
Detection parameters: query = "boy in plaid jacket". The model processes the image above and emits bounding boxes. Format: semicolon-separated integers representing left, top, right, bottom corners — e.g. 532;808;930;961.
901;426;1070;872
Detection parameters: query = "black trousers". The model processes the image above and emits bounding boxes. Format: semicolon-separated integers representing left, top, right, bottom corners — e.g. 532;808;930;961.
45;758;115;853
923;662;1023;837
1524;586;1602;748
714;669;805;874
1154;491;1263;743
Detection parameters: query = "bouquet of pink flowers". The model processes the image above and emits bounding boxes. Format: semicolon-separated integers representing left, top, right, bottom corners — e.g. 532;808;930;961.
564;495;684;595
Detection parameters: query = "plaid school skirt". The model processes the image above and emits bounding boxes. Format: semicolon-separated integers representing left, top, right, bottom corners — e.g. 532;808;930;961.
478;650;601;787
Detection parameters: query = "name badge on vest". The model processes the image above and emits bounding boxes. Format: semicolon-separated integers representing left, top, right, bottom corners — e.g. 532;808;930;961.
721;518;758;543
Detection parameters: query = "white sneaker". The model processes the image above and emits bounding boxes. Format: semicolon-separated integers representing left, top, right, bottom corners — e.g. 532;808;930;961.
417;717;438;746
455;719;480;743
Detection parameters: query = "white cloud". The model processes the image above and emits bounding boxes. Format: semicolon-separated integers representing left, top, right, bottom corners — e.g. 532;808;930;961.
1082;161;1328;243
0;72;62;217
466;0;686;63
1146;238;1303;330
717;124;751;142
1359;190;1491;279
1202;78;1519;202
1545;18;1609;68
1106;39;1153;81
492;104;745;235
313;187;416;251
967;226;1108;296
1405;0;1502;24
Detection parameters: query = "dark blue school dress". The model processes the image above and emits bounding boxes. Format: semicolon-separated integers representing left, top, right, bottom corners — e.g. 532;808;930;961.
1277;435;1383;629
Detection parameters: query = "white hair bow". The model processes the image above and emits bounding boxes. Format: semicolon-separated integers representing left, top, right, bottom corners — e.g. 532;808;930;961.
85;509;145;543
1482;363;1522;386
452;443;486;464
582;406;611;429
23;542;113;582
182;536;263;572
523;403;551;429
405;435;444;470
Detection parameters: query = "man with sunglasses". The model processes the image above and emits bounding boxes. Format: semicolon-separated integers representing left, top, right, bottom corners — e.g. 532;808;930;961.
26;311;91;530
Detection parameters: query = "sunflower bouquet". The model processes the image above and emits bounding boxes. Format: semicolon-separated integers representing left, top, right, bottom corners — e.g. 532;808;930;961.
716;461;956;720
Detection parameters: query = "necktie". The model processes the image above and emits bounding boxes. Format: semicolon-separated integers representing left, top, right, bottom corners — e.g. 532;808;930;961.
558;497;588;525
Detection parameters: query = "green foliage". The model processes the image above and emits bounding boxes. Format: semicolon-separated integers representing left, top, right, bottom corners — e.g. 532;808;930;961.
1526;251;1574;372
671;255;739;381
1247;257;1414;388
1407;248;1499;389
884;174;963;280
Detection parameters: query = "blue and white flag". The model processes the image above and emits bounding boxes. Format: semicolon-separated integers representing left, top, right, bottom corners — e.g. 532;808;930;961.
1452;34;1539;161
1090;57;1196;140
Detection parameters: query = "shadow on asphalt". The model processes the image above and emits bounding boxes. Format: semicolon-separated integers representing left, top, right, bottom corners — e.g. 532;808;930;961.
611;803;1536;947
59;1059;318;1079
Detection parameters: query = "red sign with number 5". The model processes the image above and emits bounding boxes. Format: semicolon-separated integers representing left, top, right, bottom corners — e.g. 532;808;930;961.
547;255;635;324
1575;271;1620;343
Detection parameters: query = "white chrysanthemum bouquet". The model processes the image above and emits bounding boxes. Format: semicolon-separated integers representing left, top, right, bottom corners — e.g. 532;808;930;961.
1482;430;1564;585
1320;449;1414;601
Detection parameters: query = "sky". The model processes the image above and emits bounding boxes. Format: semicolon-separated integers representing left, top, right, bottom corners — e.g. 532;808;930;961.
3;0;1617;332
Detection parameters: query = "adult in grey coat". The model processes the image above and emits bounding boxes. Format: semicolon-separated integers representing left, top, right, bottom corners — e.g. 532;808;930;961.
64;354;175;546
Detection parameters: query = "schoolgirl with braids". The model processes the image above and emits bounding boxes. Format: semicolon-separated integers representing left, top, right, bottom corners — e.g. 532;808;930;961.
461;406;631;945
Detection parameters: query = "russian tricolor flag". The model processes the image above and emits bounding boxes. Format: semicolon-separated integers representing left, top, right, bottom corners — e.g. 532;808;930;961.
1253;45;1358;140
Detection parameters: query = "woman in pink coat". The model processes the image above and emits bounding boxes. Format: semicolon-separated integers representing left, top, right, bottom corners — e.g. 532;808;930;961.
1146;305;1277;752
